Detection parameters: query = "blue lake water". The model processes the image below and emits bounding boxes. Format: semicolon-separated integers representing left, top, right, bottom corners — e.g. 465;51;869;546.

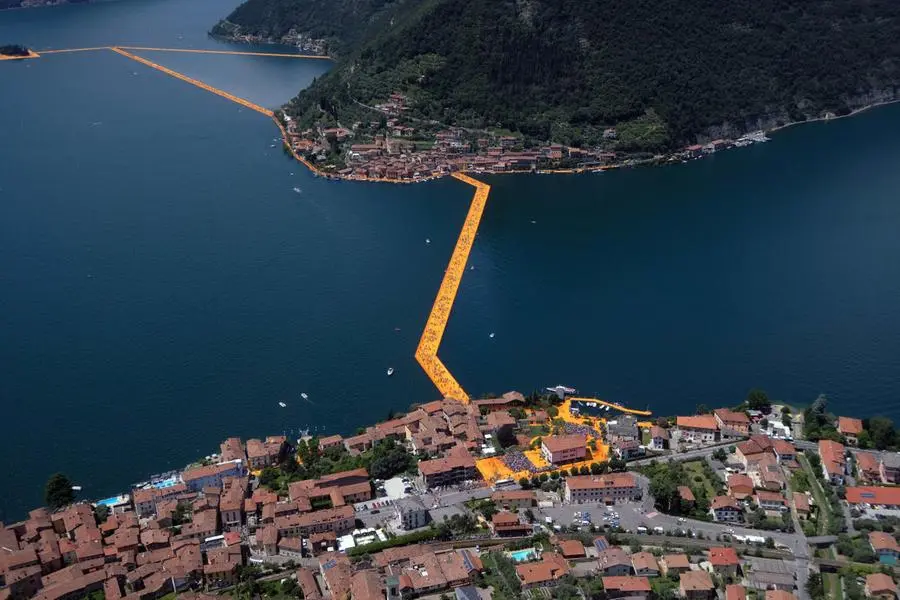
2;0;900;519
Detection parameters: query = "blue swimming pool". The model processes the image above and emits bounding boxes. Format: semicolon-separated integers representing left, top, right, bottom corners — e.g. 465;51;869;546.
509;548;537;562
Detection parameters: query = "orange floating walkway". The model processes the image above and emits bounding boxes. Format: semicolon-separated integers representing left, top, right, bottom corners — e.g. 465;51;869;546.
38;47;109;54
118;46;331;59
109;46;273;117
568;396;652;416
414;173;491;403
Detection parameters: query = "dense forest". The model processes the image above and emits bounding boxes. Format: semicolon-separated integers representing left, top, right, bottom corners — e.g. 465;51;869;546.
0;0;87;10
221;0;900;148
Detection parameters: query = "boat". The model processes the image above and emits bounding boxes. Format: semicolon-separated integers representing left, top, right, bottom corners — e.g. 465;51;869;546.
278;402;287;408
71;486;82;491
387;367;394;376
293;187;302;194
425;238;431;244
301;393;309;400
489;332;495;338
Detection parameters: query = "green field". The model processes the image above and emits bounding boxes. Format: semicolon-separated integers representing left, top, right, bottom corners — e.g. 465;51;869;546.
683;460;718;497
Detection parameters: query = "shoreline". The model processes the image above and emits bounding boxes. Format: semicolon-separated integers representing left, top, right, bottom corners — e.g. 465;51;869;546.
277;100;900;186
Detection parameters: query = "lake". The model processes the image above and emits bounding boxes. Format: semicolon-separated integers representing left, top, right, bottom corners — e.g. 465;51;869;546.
2;0;900;519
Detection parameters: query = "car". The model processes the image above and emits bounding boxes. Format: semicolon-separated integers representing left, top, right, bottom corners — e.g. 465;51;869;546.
371;509;380;514
677;517;686;523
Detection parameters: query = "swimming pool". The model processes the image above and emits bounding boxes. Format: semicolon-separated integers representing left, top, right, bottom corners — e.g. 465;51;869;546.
151;476;179;489
509;548;537;562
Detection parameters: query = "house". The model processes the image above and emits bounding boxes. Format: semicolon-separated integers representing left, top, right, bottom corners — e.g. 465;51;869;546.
676;416;719;445
680;571;716;600
793;492;811;519
870;531;900;564
296;568;323;600
181;460;245;492
881;454;900;484
660;554;691;576
819;440;847;485
350;570;384;600
395;496;429;530
855;452;881;483
765;592;797;600
736;438;771;469
630;552;659;576
708;547;741;577
772;439;796;463
755;490;788;512
865;573;898;600
541;434;587;465
650;426;669;450
597;547;633;576
558;540;586;559
837;417;864;445
602;576;651;600
613;439;644;460
491;490;536;510
727;585;747;600
607;416;640;443
515;553;570;589
490;512;530;537
728;474;755;500
564;474;641;504
678;486;696;507
847;486;900;509
710;496;743;522
714;409;751;435
417;451;478;488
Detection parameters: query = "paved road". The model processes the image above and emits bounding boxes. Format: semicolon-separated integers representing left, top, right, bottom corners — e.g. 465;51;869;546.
630;443;735;467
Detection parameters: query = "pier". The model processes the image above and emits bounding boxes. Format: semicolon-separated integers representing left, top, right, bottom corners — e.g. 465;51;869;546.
109;47;274;117
568;397;653;416
414;173;491;402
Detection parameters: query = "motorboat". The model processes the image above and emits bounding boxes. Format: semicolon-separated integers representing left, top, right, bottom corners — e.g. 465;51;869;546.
278;402;287;408
387;367;394;376
489;332;495;338
301;393;309;400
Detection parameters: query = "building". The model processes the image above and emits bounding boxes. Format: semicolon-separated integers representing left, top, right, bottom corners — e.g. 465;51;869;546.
660;554;691;576
602;576;651;600
417;451;478;488
491;490;535;510
182;460;245;492
765;592;797;600
714;409;751;435
350;570;384;600
710;496;743;522
855;451;881;483
819;440;846;485
755;491;788;512
865;573;898;600
490;512;530;537
395;496;429;530
541;434;588;465
564;474;641;504
846;486;900;508
558;540;586;559
680;571;715;600
882;454;900;484
727;585;747;600
837;417;864;445
275;505;355;537
612;439;644;460
793;492;811;519
727;474;755;500
678;486;696;507
606;416;640;443
515;553;570;589
649;426;669;450
870;531;900;564
676;415;719;445
630;552;659;576
597;547;633;576
708;547;741;577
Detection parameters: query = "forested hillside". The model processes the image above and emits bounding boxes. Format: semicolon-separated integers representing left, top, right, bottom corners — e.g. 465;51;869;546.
222;0;900;148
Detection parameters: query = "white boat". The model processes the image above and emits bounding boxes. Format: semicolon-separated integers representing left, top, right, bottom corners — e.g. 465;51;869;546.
278;402;287;408
387;367;394;376
301;392;309;400
293;187;302;194
425;238;431;244
489;332;495;338
71;486;82;491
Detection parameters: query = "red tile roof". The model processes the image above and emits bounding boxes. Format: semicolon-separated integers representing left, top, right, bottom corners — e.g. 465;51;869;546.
677;415;718;430
542;434;587;453
709;547;740;566
603;576;651;592
838;417;863;435
870;531;900;553
847;486;900;505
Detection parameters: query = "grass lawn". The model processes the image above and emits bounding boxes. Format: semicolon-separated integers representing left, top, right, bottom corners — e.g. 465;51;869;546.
799;454;833;535
824;573;844;600
683;460;717;497
641;430;651;445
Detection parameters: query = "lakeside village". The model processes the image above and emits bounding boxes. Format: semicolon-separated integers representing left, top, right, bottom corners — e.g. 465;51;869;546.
6;391;900;600
279;92;770;183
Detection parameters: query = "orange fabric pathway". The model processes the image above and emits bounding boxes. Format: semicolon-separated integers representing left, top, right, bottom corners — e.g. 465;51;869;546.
118;46;331;59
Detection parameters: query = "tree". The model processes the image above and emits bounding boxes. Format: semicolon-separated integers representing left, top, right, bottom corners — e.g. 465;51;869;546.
806;573;825;600
519;477;531;489
746;389;771;411
867;416;897;450
547;406;559;418
259;466;280;488
94;504;109;525
45;473;75;510
712;448;727;462
610;458;626;472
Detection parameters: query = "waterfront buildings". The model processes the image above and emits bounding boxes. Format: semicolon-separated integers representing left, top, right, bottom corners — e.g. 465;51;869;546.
563;473;641;504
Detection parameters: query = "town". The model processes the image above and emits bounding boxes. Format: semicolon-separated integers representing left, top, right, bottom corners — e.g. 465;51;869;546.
1;390;899;600
279;91;769;183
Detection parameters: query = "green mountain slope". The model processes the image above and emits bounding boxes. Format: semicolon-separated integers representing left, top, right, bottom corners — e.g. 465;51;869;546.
222;0;900;148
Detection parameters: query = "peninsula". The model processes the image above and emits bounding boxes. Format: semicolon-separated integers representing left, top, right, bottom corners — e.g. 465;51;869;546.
214;0;900;181
5;389;900;600
0;44;38;59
